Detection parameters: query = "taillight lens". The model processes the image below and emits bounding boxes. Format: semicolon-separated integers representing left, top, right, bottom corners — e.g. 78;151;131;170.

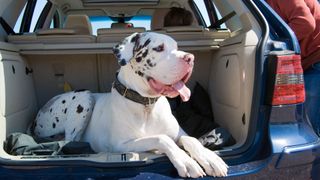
271;54;305;105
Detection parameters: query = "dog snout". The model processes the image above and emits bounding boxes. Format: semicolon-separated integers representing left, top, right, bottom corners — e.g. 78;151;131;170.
182;54;194;64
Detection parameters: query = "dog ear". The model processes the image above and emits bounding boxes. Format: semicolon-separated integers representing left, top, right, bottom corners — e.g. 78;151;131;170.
112;32;140;66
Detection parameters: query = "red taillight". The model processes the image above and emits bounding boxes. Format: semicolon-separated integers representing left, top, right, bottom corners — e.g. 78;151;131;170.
272;54;305;105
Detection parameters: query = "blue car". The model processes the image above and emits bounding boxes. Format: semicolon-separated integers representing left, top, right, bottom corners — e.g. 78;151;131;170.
0;0;319;179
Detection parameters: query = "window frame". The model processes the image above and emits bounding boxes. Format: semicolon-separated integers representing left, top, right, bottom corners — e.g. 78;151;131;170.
19;0;37;33
34;1;53;31
189;0;206;27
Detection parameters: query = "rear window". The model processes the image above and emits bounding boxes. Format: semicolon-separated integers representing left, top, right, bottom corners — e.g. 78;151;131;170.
90;15;151;35
14;0;48;33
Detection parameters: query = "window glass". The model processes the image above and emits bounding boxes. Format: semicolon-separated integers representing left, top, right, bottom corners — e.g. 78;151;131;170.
90;16;113;35
49;19;54;28
49;11;60;29
14;0;48;33
13;3;27;33
30;0;47;31
213;4;226;28
194;0;211;27
129;16;151;30
90;16;151;35
211;0;241;31
193;0;227;28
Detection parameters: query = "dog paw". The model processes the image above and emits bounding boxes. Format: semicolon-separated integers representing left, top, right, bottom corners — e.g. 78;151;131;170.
195;148;228;177
171;149;206;178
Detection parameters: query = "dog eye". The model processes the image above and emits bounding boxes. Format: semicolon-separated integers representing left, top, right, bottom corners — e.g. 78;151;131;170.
152;43;164;52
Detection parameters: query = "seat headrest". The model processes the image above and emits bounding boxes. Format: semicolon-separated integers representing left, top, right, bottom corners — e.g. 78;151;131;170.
151;8;170;30
64;15;93;35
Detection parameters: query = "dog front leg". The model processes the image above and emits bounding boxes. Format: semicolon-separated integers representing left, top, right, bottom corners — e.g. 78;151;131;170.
178;135;228;177
122;135;205;178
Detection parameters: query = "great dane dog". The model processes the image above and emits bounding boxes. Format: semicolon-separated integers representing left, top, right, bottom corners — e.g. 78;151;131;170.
33;32;228;178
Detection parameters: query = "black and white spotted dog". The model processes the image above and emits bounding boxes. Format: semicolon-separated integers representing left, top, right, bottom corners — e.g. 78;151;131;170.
33;32;228;178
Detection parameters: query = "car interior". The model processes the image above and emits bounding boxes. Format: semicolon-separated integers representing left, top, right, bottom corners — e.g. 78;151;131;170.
0;0;262;164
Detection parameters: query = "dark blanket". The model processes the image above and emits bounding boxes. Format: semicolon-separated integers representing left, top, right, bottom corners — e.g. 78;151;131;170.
4;133;94;156
169;82;235;150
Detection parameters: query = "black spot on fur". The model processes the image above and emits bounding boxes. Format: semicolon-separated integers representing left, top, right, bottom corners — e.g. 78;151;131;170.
87;108;90;112
136;56;142;63
113;48;120;55
72;96;76;100
52;123;56;128
40;125;43;128
56;117;59;122
119;59;127;66
50;108;52;113
64;108;67;114
142;38;151;48
147;59;154;67
137;71;144;77
131;33;140;43
135;45;143;52
62;100;66;104
153;43;164;52
72;128;76;134
142;49;149;58
77;105;84;113
83;116;86;118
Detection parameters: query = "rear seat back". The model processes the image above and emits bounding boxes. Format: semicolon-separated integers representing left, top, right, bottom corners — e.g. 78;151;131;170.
151;8;230;41
63;14;93;35
8;14;95;44
97;27;146;43
160;26;231;41
151;8;171;31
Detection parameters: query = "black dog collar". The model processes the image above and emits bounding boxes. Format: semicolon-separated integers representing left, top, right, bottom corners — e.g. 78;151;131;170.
112;76;159;106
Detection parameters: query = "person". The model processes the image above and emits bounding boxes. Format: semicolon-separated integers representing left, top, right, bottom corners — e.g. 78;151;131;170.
267;0;320;70
164;7;193;27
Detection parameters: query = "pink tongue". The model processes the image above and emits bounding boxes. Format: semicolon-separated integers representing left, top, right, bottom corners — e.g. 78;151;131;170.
172;81;191;102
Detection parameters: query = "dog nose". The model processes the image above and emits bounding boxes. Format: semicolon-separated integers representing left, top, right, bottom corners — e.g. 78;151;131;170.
183;54;194;64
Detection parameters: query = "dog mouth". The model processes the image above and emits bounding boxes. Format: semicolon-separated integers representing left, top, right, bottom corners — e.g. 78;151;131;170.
148;70;192;102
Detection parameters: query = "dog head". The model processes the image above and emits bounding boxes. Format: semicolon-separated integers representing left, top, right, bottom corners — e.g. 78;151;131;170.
113;32;194;102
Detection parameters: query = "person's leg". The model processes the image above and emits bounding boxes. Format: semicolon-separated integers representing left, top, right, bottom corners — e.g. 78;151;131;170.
304;62;320;136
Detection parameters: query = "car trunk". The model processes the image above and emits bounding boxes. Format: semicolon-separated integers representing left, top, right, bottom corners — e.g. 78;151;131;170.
0;0;262;168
